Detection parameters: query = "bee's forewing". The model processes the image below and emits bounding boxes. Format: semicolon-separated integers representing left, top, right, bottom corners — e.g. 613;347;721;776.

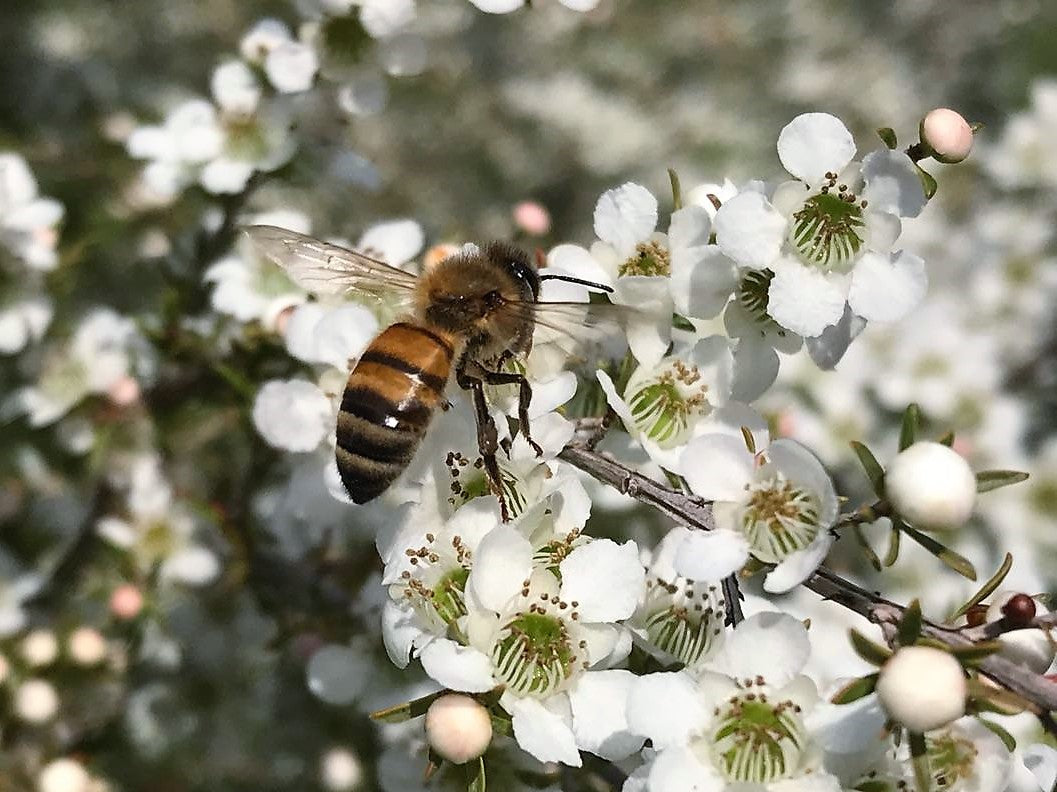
243;225;420;301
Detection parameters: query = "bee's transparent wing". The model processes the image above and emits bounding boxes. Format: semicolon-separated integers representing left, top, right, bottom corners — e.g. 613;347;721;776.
243;225;419;303
508;300;639;359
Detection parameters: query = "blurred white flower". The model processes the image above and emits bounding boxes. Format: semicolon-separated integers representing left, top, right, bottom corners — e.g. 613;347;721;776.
21;628;59;667
265;41;319;94
0;573;42;637
37;758;91;792
320;747;363;791
14;677;60;723
253;379;335;452
0;297;53;355
68;626;109;666
0;152;64;271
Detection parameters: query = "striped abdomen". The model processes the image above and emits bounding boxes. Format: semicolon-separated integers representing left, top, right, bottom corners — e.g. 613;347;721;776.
336;322;455;504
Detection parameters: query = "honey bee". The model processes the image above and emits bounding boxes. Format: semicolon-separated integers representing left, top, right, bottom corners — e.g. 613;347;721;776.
245;225;621;521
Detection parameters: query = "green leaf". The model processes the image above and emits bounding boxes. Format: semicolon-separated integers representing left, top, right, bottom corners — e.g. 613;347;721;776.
741;425;757;455
949;552;1013;621
852;526;882;571
949;641;1003;663
370;690;448;723
901;522;978;580
831;672;879;704
850;441;886;497
849;628;892;666
467;757;486;792
909;732;930;792
938;430;955;447
668;167;683;211
976;717;1016;752
898;599;923;646
899;403;920;451
883;522;901;566
975;470;1029;493
916;163;938;199
877;127;898;149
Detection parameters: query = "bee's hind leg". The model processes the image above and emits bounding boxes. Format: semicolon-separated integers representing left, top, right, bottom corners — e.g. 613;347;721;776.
475;364;543;458
457;365;511;522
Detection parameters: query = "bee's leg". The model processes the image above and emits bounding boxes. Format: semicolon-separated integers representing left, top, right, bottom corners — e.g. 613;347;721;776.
476;367;543;458
456;366;510;522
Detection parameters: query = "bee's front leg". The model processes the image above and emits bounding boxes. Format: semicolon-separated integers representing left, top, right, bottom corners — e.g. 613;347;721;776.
457;364;510;522
474;365;543;458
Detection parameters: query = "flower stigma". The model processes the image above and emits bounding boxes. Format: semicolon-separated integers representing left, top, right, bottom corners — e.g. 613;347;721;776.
641;577;725;668
789;172;867;272
619;240;671;277
626;360;711;447
739;471;821;563
491;598;583;698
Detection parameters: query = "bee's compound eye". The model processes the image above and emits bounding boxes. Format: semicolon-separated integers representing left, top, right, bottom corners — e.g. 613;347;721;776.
485;290;503;306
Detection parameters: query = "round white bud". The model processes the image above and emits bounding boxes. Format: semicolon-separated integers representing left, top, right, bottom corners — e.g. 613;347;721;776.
986;591;1056;674
424;694;493;765
68;627;108;666
920;108;974;164
38;758;90;792
877;646;966;732
885;442;976;531
14;678;60;723
21;629;60;667
320;747;363;791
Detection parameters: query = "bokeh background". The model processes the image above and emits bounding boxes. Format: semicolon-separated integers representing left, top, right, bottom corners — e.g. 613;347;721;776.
1;0;1056;789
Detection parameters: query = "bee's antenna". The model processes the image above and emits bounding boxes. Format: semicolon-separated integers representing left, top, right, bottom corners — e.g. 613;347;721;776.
538;273;614;293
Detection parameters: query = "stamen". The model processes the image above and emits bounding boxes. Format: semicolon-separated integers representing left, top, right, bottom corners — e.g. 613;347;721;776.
706;694;808;783
619;240;672;277
491;612;574;698
789;175;867;272
739;476;821;564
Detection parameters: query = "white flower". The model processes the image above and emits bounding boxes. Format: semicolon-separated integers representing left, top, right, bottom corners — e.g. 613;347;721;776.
0;573;42;637
253;379;334;453
67;626;108;666
320;747;363;792
0;297;53;355
0;152;64;271
876;646;966;732
713;113;927;351
211;60;261;116
240;18;293;64
468;0;599;11
21;628;59;667
37;758;90;792
885;441;976;532
676;423;837;593
597;336;734;472
265;41;319;94
424;693;493;764
14;678;59;723
626;613;846;792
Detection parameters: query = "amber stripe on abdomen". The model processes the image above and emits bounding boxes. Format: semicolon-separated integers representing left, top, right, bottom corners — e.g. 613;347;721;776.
334;322;454;504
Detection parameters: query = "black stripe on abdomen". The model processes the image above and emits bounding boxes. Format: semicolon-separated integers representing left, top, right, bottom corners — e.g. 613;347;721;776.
340;386;432;432
357;349;447;394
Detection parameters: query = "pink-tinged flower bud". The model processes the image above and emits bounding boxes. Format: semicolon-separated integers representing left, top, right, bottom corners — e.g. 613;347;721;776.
106;375;140;407
109;584;144;620
876;646;966;732
424;694;493;764
885;441;976;531
37;758;90;792
512;201;552;236
68;627;108;666
14;678;60;723
920;108;974;164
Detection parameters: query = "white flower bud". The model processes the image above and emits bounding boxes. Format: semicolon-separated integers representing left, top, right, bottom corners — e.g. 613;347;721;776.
424;694;493;765
876;646;966;732
320;747;363;791
14;678;60;723
38;758;90;792
21;629;59;667
920;108;974;164
68;627;108;666
986;591;1056;674
885;441;976;531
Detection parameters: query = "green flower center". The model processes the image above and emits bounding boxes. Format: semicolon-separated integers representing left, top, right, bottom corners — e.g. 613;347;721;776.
707;690;808;783
619;240;671;277
789;175;867;272
642;578;725;668
492;611;578;697
399;533;472;626
430;567;469;625
625;361;711;448
927;730;977;791
445;451;526;517
740;476;821;563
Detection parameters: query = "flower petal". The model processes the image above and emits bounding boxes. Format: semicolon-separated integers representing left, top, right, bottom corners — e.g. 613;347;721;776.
778;113;856;185
763;531;834;593
596;369;637;435
357;219;424;266
668;204;712;249
593;183;658;258
626;671;707;748
767;259;848;337
847;249;927;323
713;191;786;269
568;670;645;760
649;746;725;792
418;639;495;692
467;524;533;612
804;304;865;369
712;612;810;687
511;696;582;766
806;692;886;755
767;438;838;525
381;599;421;669
613;275;673;367
559;540;645;623
673;528;750;581
862;149;927;219
670;246;739;320
731;336;780;403
680;433;754;501
547;243;615;287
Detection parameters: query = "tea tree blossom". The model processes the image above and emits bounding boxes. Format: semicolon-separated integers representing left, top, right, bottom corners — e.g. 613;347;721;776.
885;441;977;532
0;152;64;271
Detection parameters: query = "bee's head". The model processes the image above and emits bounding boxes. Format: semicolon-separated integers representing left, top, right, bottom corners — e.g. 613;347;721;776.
483;241;540;303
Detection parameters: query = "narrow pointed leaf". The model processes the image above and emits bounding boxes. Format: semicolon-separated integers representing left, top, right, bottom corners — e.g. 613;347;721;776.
901;523;977;580
949;553;1013;621
877;127;898;149
909;732;930;792
968;678;1030;715
851;441;886;497
976;717;1016;751
741;425;757;455
975;470;1029;493
949;641;1003;663
668;168;683;210
831;672;879;704
370;690;447;723
898;599;923;646
883;522;901;566
849;628;893;666
853;525;882;571
938;431;955;447
916;164;938;199
899;403;920;451
467;757;486;792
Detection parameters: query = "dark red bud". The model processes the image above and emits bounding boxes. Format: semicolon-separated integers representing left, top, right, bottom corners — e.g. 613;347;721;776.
1001;593;1037;626
964;604;988;627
